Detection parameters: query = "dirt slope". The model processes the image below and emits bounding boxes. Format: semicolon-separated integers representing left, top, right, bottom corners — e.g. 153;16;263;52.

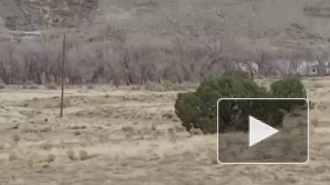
0;0;97;31
97;0;330;41
2;0;330;42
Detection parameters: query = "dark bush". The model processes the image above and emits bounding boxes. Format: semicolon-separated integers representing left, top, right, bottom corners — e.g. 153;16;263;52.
174;76;307;134
271;76;306;98
271;76;307;112
175;77;277;134
222;70;251;79
174;92;203;132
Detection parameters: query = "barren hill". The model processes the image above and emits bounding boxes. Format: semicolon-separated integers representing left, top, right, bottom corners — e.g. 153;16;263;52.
2;0;330;43
0;0;97;31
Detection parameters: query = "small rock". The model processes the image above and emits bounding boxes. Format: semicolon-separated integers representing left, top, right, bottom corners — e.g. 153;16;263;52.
9;123;20;130
47;154;56;163
74;131;81;136
79;150;89;161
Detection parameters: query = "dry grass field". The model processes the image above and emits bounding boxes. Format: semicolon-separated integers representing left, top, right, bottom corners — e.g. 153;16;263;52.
1;0;330;184
0;78;329;185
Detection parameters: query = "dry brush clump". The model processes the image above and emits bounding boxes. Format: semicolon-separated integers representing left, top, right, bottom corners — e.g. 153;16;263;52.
0;34;328;86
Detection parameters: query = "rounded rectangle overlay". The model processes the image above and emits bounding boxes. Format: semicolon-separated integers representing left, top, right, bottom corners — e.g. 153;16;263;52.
217;98;309;165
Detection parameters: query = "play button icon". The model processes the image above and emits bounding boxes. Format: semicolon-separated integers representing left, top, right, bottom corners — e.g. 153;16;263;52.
249;116;279;147
217;98;309;164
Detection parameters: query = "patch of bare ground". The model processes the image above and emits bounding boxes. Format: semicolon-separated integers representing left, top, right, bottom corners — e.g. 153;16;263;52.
0;82;329;184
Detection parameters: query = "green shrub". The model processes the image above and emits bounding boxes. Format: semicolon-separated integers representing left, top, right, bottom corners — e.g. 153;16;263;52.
174;92;203;132
271;76;307;112
222;70;251;79
271;76;306;98
174;76;307;134
175;77;277;133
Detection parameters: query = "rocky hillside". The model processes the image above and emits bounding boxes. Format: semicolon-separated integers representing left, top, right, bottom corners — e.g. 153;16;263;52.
0;0;97;31
2;0;330;44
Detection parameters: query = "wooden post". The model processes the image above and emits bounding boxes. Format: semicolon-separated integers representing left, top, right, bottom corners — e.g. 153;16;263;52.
60;34;66;117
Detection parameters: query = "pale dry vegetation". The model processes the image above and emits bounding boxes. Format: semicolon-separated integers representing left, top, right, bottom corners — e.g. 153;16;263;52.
1;33;330;87
1;0;330;183
0;78;328;184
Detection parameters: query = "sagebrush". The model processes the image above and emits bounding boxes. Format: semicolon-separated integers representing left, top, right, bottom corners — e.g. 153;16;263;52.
271;76;307;112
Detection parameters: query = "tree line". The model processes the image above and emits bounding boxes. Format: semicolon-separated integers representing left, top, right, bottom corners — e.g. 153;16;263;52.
0;34;329;86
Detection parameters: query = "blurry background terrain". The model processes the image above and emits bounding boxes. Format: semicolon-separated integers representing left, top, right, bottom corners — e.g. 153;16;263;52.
0;1;330;185
1;0;330;42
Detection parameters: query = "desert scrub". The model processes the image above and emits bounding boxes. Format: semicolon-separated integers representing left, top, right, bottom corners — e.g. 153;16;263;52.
175;77;272;133
271;76;306;98
175;75;307;134
271;76;307;112
222;70;251;79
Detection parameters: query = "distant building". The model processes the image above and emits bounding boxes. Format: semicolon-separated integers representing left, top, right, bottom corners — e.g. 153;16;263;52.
297;60;330;76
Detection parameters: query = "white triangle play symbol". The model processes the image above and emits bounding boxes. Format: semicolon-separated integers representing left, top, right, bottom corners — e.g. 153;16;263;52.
249;116;279;147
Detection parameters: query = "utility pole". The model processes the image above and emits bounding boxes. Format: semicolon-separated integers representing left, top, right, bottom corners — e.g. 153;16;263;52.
60;34;66;117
